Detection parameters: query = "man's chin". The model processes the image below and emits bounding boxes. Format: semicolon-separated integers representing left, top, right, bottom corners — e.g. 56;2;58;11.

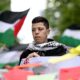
35;40;42;44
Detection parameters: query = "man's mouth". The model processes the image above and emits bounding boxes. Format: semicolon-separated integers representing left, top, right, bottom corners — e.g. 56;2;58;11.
35;36;40;39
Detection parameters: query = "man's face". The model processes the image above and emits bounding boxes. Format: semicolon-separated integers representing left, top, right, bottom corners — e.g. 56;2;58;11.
32;22;50;44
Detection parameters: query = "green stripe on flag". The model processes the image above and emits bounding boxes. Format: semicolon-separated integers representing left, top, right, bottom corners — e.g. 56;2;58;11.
0;29;17;47
59;36;80;47
0;61;19;68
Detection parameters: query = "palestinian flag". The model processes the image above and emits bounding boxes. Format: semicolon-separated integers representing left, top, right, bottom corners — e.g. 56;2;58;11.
59;24;80;47
0;51;21;68
0;9;29;47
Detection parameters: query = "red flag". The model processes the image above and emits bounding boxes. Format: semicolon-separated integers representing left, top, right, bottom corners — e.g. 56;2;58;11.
60;66;80;80
4;69;34;80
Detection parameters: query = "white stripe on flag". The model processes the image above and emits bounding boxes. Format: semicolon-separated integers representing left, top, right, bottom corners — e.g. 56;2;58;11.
0;51;21;63
0;21;14;32
63;29;80;39
0;20;20;33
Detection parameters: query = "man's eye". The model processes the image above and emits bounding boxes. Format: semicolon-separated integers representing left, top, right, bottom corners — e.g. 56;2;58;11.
39;28;43;31
32;29;35;32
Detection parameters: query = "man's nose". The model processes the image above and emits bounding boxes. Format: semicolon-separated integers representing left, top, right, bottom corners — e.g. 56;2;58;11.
35;29;39;33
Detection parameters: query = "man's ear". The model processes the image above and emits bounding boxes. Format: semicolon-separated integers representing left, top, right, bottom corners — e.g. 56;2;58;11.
47;28;50;35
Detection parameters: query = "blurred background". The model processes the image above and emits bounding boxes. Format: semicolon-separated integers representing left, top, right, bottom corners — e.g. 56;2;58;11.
0;0;80;47
0;0;80;69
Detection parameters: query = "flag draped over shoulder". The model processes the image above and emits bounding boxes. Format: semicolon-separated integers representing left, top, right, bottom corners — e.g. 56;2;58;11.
59;24;80;47
0;9;29;47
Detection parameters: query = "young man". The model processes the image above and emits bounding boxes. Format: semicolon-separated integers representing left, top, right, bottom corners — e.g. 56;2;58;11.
19;16;67;65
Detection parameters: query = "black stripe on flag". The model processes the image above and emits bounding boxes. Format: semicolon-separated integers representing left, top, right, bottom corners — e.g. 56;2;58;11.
0;9;30;24
68;24;80;30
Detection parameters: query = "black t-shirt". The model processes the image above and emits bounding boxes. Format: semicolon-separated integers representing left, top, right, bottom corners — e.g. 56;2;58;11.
19;39;67;65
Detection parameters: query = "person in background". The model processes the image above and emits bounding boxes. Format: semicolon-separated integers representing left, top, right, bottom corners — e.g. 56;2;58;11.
19;16;68;65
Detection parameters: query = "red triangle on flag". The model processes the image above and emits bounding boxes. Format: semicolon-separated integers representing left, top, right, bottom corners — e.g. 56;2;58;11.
14;16;26;37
